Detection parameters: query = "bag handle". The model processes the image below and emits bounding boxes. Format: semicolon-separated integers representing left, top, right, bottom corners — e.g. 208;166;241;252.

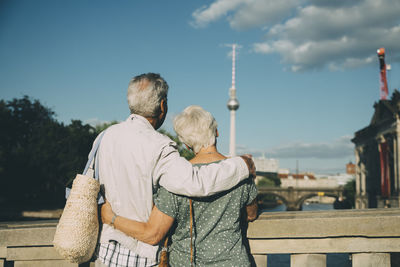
190;199;194;267
83;131;106;178
65;131;106;201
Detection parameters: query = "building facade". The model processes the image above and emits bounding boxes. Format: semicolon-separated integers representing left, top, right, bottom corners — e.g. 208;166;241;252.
352;90;400;209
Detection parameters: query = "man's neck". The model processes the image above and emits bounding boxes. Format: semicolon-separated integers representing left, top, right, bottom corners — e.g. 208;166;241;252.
190;145;227;164
197;146;218;155
145;117;158;129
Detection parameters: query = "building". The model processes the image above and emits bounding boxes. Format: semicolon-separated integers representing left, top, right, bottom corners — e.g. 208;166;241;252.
254;156;279;186
352;90;400;209
346;161;356;175
254;157;279;173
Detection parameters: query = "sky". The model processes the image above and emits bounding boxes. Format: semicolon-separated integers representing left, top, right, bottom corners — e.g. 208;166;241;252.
1;0;400;174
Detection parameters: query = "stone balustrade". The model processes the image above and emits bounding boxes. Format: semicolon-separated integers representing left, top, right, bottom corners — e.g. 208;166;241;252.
248;208;400;266
1;208;399;266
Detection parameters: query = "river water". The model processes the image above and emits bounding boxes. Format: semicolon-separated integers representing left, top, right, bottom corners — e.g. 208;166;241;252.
260;203;352;267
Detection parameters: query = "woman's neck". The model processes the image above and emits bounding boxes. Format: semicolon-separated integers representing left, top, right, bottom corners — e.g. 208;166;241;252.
190;146;227;164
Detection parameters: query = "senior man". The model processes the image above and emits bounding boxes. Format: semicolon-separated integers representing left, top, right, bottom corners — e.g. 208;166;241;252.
94;73;255;267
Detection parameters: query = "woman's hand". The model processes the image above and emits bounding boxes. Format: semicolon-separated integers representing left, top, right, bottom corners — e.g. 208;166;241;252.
101;201;114;225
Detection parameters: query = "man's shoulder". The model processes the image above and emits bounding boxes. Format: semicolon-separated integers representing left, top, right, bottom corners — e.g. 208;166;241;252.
144;129;176;149
103;120;175;148
153;129;173;142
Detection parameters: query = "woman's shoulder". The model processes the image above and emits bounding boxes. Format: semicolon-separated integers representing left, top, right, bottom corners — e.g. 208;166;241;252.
189;152;227;165
192;160;223;166
154;186;188;204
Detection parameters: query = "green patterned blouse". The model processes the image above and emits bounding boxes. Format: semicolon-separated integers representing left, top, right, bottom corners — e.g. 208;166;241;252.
154;163;258;267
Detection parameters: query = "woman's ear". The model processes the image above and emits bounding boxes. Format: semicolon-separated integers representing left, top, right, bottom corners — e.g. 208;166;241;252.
216;129;219;138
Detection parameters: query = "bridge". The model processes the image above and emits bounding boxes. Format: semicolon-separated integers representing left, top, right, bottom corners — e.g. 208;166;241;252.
257;186;345;211
1;209;399;266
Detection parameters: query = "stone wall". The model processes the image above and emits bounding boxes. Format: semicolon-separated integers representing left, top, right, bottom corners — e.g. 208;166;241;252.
248;208;400;266
1;208;400;266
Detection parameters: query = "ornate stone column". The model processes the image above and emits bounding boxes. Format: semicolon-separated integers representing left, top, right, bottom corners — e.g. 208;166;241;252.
395;117;400;193
355;145;368;209
395;116;400;207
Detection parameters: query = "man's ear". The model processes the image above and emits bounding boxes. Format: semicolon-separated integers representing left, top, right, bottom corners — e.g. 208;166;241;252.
160;99;167;115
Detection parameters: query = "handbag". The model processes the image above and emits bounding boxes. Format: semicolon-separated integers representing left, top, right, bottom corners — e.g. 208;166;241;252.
158;237;169;267
53;132;105;263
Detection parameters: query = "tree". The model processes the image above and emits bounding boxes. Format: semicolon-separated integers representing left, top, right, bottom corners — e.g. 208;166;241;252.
256;173;281;208
0;96;199;212
158;129;195;160
257;173;281;187
94;120;119;135
343;179;356;208
0;96;97;209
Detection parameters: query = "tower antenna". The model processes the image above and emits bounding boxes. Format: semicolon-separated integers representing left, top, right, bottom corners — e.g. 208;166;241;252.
227;44;240;157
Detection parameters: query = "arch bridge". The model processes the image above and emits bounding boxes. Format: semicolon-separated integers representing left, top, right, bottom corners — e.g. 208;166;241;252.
258;186;345;211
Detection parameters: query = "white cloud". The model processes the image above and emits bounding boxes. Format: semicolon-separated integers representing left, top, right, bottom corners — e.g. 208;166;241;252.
220;43;244;59
228;0;298;30
191;0;246;28
273;136;354;159
236;143;263;157
238;136;354;159
252;42;273;54
191;0;400;71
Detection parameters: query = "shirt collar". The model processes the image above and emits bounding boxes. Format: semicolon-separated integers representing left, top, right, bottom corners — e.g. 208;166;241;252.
127;113;154;129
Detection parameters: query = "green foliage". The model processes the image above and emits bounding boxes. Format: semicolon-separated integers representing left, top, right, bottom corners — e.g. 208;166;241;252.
94;121;119;135
343;179;356;208
257;173;281;187
0;96;97;209
0;96;197;211
158;129;195;160
257;177;276;187
256;174;281;205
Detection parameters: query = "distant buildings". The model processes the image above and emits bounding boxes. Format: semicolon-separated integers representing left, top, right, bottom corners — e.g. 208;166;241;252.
254;156;279;173
254;156;354;188
280;173;340;188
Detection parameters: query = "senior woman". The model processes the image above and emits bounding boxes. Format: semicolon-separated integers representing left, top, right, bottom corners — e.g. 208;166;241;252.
101;105;258;266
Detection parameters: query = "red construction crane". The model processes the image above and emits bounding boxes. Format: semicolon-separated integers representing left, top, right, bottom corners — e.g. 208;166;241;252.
377;48;391;199
377;48;389;100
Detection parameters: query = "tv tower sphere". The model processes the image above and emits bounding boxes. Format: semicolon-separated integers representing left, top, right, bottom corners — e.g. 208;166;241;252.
227;93;239;110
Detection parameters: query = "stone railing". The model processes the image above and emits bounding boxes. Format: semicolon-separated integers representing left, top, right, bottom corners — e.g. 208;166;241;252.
1;208;399;266
248;208;400;267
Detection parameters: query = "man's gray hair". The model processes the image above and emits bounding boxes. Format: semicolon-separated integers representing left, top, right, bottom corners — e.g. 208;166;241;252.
127;73;169;117
173;105;218;154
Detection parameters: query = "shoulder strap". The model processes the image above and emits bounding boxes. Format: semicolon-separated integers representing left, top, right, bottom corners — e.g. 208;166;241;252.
190;199;194;267
83;131;106;178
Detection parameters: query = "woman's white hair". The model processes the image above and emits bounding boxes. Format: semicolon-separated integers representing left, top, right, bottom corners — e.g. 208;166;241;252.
173;105;218;154
127;73;169;117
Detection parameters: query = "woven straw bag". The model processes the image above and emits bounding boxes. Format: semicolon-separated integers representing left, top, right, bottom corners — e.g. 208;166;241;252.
53;132;105;263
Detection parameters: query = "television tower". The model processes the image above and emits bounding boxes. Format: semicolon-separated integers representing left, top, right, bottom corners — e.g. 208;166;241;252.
227;44;239;157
